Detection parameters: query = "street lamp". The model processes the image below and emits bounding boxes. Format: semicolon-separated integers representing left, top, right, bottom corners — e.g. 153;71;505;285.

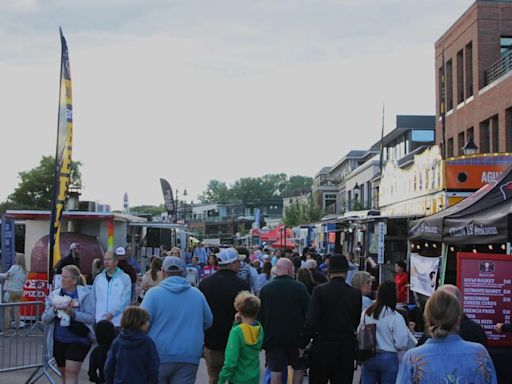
461;137;478;156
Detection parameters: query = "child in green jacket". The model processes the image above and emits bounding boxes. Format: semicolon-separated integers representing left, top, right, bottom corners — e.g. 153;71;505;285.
219;291;264;384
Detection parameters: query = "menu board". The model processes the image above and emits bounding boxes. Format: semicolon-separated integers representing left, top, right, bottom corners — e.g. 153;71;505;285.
457;252;512;347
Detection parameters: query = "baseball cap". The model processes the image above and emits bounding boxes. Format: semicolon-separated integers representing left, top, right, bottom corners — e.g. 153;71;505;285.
115;247;126;256
217;248;240;265
70;243;80;250
162;256;186;272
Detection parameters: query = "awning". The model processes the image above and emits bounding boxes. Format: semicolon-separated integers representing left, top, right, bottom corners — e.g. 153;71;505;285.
408;165;512;244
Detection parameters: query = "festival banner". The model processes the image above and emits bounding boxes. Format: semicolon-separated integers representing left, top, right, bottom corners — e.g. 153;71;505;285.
48;28;73;283
160;178;176;221
409;253;440;297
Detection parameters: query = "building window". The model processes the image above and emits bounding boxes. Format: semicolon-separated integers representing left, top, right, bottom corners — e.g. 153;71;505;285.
457;49;464;104
446;59;453;111
366;181;372;209
458;131;465;156
447;137;454;157
491;114;499;152
467;127;474;142
500;37;512;56
465;42;473;97
506;107;512;152
438;66;444;115
480;120;490;153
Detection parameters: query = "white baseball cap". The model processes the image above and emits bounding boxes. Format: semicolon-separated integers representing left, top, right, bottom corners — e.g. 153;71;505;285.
115;247;126;256
217;248;239;265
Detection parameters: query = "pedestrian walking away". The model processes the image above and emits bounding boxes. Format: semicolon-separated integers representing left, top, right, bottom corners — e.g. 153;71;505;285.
199;248;249;384
104;306;159;384
300;254;360;384
141;256;213;384
258;258;310;384
397;289;497;384
218;291;264;384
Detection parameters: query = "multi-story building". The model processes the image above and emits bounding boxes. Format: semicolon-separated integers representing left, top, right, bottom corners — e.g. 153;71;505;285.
435;0;512;156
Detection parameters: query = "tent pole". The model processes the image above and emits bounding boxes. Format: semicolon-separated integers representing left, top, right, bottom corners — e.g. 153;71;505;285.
440;243;448;286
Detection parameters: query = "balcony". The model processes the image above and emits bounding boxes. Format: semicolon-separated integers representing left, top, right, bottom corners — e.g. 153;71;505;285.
484;50;512;86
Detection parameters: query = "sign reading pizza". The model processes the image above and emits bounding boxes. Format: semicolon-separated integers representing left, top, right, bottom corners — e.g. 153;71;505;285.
457;252;512;346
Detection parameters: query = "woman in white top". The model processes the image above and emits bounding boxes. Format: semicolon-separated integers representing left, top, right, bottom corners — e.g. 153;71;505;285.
2;253;28;335
359;280;410;384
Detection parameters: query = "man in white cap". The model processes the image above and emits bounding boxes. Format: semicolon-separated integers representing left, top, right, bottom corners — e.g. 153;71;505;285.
55;242;81;274
142;256;213;384
115;246;137;302
199;248;249;384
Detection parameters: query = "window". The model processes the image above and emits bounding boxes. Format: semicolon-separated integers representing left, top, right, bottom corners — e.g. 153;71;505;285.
457;50;464;104
446;59;453;111
465;42;473;97
411;130;435;142
438;66;444;114
500;37;512;56
467;127;474;142
458;131;465;156
480;120;490;153
447;137;454;157
491;114;499;152
506;107;512;152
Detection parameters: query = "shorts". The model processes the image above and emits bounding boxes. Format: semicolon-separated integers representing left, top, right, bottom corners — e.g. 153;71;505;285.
53;340;91;367
265;347;308;372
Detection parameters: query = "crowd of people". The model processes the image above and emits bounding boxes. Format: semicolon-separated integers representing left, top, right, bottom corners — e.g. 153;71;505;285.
1;242;510;383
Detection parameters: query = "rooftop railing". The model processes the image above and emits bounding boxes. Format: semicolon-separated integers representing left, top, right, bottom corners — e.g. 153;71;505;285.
484;50;512;86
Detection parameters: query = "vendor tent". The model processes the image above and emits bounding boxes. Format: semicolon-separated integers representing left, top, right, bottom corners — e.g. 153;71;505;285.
409;165;512;244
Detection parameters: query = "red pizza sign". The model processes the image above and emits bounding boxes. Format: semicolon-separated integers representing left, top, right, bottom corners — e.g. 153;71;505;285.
457;252;512;346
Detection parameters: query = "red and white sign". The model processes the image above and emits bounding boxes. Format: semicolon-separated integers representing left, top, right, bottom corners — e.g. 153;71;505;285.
21;272;49;317
457;252;512;347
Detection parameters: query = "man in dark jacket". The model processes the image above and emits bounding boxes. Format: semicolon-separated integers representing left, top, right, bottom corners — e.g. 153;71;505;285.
300;254;361;384
199;248;249;384
55;242;81;274
258;258;309;384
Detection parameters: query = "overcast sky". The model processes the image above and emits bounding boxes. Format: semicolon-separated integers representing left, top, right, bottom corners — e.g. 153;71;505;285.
0;0;472;210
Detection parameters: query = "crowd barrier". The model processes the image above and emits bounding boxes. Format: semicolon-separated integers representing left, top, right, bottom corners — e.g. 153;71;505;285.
0;301;58;383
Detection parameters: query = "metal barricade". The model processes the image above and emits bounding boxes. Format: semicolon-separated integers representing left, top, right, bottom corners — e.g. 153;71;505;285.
0;301;57;383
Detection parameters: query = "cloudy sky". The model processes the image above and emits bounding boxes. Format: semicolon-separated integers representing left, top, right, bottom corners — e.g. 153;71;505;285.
0;0;472;209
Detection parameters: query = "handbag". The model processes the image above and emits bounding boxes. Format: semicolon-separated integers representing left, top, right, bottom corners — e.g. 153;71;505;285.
356;315;377;362
68;319;90;337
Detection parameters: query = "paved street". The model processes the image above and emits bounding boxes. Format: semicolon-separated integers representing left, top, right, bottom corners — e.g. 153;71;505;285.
0;336;359;384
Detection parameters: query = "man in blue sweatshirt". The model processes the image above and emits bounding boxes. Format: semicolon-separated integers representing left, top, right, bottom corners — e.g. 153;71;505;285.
141;256;213;384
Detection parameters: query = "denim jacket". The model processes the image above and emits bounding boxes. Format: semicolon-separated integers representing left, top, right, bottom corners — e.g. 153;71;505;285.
396;334;497;384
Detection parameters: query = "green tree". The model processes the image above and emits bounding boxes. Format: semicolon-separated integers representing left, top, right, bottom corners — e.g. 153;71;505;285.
283;196;324;226
130;205;165;216
283;175;313;197
198;180;233;203
1;155;82;211
199;174;312;204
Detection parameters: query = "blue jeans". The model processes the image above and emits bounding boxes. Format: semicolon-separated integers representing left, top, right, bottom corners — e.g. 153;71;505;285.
361;351;398;384
159;362;198;384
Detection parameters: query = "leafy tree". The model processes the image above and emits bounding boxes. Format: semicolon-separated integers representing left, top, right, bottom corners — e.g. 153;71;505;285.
283;196;324;226
130;205;165;216
199;174;312;204
1;155;81;211
198;180;233;203
283;175;313;197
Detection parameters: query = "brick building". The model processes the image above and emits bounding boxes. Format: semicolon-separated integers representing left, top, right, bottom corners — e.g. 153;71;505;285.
436;0;512;156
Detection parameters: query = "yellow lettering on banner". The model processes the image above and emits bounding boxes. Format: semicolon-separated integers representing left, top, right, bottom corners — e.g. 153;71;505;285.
65;80;72;103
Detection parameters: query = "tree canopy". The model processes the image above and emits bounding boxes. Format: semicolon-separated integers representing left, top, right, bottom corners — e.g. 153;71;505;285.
0;155;82;212
283;195;324;226
198;174;313;203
